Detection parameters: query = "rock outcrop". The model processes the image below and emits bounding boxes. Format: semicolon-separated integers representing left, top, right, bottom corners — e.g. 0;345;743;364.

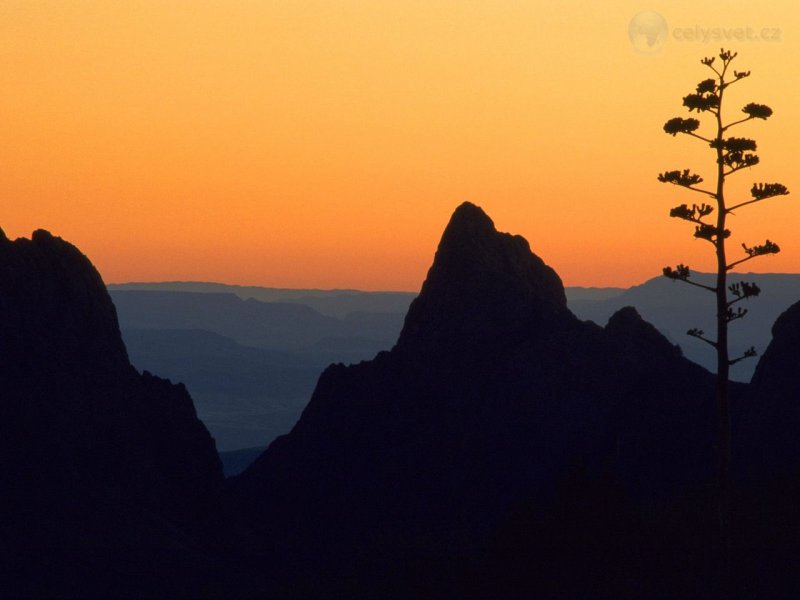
231;202;718;596
0;230;224;596
751;300;800;396
396;202;568;354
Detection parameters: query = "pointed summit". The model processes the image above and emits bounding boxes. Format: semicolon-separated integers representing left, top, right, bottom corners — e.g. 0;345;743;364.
232;200;721;597
441;200;496;239
397;202;567;352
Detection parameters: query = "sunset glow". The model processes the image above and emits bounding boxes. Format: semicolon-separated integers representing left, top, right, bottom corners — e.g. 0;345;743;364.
2;1;799;290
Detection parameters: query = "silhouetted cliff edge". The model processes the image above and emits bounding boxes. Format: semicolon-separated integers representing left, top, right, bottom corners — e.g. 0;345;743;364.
0;229;224;596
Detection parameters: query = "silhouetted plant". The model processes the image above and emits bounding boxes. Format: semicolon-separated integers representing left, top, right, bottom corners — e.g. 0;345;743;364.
659;48;790;587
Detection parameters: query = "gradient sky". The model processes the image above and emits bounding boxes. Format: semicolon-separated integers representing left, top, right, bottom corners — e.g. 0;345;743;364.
2;1;799;290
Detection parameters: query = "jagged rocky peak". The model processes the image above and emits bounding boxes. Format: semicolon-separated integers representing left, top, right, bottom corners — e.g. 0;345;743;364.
232;202;722;597
602;305;686;374
0;227;223;526
606;306;682;356
397;202;568;351
0;228;130;378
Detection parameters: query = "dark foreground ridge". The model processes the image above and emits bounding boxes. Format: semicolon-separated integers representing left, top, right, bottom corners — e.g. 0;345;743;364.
4;206;800;597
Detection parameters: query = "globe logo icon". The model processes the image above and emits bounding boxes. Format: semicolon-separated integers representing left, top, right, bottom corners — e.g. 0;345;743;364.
628;11;668;54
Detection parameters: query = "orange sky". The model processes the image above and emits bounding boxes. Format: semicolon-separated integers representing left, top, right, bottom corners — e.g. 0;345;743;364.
2;1;799;291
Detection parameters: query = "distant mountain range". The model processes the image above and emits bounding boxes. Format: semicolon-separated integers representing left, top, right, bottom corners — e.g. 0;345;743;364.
108;288;406;452
108;279;627;315
109;272;800;456
107;281;417;318
570;272;800;382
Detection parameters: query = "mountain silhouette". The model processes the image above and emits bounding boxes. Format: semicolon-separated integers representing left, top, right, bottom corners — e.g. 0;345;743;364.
570;272;800;381
230;202;724;596
396;201;568;352
751;299;800;396
0;229;225;596
4;212;800;597
739;300;800;479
